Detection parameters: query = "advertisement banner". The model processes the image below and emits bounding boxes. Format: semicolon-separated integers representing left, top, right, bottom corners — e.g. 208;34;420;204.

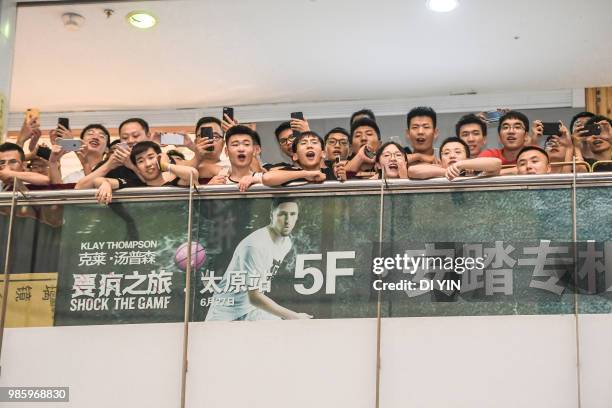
33;187;612;326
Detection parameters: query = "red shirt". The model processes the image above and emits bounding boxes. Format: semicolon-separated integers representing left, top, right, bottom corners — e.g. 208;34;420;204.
478;148;516;165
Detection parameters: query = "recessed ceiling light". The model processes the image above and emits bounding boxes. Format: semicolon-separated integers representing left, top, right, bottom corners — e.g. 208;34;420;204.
126;11;157;29
426;0;459;12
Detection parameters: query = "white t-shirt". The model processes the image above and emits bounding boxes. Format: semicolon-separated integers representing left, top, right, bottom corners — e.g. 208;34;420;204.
205;226;292;321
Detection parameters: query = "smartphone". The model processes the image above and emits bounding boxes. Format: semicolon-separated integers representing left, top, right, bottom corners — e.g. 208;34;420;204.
160;132;184;146
25;108;40;123
201;127;214;151
582;124;601;137
335;156;340;164
57;138;83;152
36;146;51;160
223;107;234;121
484;110;503;124
58;117;70;130
118;142;129;150
290;112;304;139
542;122;561;136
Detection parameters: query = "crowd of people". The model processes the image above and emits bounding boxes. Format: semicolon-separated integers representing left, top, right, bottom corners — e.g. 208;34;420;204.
0;106;611;203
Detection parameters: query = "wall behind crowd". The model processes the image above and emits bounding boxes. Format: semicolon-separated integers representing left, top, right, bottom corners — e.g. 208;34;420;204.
256;107;584;164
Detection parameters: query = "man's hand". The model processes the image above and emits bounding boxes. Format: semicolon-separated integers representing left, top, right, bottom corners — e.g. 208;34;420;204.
0;168;15;183
598;120;612;142
357;145;376;165
208;174;227;185
237;174;256;192
109;146;130;169
303;170;326;183
195;138;215;159
333;160;347;181
49;144;67;164
17;118;41;148
182;134;196;151
290;118;310;133
221;113;239;133
446;161;463;181
95;180;113;205
555;121;574;148
55;124;73;140
75;142;90;164
531;120;544;145
408;152;436;165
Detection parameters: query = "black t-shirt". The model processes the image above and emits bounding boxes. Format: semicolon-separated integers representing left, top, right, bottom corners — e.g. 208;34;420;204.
586;158;612;172
93;161;144;189
274;166;337;185
263;161;294;171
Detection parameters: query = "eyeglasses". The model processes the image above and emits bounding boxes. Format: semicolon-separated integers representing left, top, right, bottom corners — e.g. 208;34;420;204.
381;152;405;160
326;139;348;146
279;136;295;145
501;124;525;131
197;133;223;141
0;159;20;167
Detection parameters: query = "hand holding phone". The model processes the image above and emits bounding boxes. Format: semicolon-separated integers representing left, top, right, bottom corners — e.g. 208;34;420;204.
200;127;215;152
160;132;185;146
58;117;70;130
542;122;561;136
56;138;83;152
290;112;308;138
581;124;601;137
223;107;234;121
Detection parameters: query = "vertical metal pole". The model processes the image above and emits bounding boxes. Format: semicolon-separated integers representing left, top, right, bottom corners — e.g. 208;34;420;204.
570;150;582;408
0;179;19;376
375;172;385;408
180;174;195;408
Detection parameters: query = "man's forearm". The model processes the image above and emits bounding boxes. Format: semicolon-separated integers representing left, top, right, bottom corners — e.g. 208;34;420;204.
262;169;306;186
75;161;112;189
8;171;50;185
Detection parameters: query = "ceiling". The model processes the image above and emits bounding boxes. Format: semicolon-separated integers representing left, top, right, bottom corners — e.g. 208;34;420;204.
9;0;612;112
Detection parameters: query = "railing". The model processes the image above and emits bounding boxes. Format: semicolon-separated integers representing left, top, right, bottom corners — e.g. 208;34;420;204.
0;172;609;326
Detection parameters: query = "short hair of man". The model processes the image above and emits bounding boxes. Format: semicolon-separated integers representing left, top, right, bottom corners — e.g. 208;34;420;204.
80;124;111;148
517;145;549;164
130;140;161;165
119;118;149;135
497;110;529;134
407;106;437;128
584;115;612;127
225;125;261;146
375;141;407;163
439;137;471;159
166;149;185;161
350;117;381;143
324;127;350;144
350;109;376;124
0;142;25;162
195;116;222;134
271;197;299;212
455;114;487;138
570;111;595;132
274;121;292;141
291;131;324;153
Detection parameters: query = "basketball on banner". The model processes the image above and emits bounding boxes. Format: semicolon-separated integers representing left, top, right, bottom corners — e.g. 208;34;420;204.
174;242;206;271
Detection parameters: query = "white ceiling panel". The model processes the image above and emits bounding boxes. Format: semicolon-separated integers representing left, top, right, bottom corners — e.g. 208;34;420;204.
9;0;612;112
